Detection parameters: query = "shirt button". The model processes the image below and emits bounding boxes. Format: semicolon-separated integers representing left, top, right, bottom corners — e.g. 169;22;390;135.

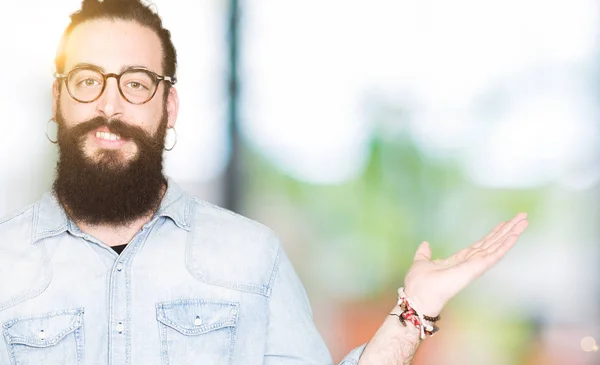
38;330;45;340
194;316;202;326
116;263;123;272
117;322;124;334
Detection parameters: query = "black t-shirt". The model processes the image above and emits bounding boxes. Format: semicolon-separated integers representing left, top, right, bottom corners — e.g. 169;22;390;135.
111;244;128;255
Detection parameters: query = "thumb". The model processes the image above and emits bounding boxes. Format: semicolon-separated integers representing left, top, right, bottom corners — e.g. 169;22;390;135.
413;241;432;262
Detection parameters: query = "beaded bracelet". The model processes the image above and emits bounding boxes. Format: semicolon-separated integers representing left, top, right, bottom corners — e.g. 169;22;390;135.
389;287;440;339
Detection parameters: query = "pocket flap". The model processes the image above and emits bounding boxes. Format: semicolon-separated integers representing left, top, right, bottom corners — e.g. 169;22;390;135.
156;299;238;336
2;308;84;347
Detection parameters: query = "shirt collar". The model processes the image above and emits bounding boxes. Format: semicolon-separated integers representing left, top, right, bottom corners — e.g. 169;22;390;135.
154;177;192;231
32;192;70;242
32;177;192;243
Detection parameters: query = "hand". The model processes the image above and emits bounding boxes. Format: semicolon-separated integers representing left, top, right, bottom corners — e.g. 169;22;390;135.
403;213;529;316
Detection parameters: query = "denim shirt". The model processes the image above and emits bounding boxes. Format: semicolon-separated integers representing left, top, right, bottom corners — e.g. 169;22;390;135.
0;180;365;364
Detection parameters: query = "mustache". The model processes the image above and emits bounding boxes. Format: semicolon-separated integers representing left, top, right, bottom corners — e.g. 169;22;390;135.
64;116;152;142
58;116;167;152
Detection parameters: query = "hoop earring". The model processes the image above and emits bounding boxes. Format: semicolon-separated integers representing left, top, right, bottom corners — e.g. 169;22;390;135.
164;127;177;151
46;118;58;144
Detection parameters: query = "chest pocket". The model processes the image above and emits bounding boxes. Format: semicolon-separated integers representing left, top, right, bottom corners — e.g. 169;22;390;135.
156;299;238;365
2;308;85;365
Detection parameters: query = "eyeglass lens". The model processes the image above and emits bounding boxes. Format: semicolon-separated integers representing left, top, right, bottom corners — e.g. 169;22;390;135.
67;68;157;104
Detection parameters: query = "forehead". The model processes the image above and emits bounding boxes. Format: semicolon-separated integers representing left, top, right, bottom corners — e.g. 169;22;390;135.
63;19;163;74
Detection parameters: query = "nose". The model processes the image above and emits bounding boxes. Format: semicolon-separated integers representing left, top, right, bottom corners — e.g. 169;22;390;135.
96;77;124;119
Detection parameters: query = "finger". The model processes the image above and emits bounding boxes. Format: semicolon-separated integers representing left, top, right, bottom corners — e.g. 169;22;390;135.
450;223;508;265
464;219;525;262
482;219;528;251
480;234;521;269
488;213;527;242
458;234;520;278
480;213;527;249
444;247;469;266
413;241;432;262
472;221;506;249
445;243;478;266
464;219;514;261
441;214;527;266
480;221;506;243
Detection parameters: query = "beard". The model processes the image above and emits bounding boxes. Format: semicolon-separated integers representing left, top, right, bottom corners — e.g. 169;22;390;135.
53;106;168;226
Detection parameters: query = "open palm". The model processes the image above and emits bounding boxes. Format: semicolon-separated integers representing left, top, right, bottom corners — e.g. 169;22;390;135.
403;213;529;316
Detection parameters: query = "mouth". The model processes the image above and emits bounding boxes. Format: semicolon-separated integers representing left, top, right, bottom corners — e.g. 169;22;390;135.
95;131;122;141
88;126;128;149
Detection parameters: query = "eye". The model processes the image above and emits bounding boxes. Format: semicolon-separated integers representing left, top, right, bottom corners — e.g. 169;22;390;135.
81;78;99;87
127;81;148;90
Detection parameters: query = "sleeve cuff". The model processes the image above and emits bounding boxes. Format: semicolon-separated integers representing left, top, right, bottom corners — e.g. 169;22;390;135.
338;343;367;365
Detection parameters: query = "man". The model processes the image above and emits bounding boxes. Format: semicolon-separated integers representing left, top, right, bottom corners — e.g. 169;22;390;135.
0;0;529;364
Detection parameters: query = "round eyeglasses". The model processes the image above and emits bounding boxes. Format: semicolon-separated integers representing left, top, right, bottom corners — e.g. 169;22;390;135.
54;66;177;105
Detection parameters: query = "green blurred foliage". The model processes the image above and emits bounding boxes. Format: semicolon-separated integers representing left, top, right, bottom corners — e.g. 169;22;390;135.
242;126;546;300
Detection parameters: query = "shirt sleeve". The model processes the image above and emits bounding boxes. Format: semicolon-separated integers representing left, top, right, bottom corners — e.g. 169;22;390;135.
264;237;367;364
264;244;334;364
338;344;367;365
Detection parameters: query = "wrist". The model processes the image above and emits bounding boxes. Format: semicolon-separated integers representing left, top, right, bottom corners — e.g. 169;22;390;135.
393;287;441;339
403;287;444;317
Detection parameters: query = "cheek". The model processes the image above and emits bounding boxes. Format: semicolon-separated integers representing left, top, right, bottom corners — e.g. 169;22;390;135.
58;94;92;125
134;103;165;134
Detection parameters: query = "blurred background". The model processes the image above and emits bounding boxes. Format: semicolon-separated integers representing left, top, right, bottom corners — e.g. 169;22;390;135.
1;0;599;364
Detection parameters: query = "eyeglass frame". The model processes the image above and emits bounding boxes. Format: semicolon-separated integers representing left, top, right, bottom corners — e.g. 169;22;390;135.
54;65;177;105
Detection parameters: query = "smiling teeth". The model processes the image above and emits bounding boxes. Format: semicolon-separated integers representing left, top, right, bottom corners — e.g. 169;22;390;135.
95;132;121;141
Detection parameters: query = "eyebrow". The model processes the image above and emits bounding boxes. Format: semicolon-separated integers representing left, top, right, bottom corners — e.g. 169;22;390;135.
71;63;153;73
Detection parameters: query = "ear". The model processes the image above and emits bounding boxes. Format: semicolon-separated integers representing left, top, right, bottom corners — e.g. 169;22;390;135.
52;80;60;121
166;86;179;129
